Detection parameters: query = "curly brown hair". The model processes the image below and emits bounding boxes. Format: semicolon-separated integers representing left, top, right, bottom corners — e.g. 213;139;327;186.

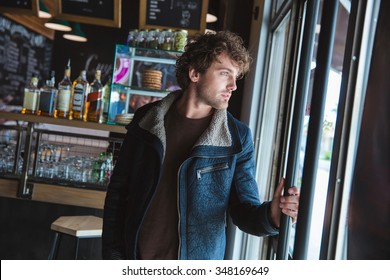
175;31;252;91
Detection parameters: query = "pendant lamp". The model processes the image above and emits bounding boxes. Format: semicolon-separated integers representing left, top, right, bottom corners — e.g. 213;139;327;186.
38;0;52;18
44;19;72;32
206;13;218;23
63;23;87;42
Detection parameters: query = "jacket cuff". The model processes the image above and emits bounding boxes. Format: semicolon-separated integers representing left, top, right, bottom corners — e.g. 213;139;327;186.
261;201;279;235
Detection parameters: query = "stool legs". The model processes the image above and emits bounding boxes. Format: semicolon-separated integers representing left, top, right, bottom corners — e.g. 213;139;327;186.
48;232;62;260
49;215;102;259
48;232;85;259
74;238;80;260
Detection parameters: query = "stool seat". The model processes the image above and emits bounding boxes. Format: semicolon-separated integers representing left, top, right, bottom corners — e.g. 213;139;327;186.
51;215;103;238
48;215;103;259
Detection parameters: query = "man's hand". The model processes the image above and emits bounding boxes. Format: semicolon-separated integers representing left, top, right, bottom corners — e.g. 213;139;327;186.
269;178;300;228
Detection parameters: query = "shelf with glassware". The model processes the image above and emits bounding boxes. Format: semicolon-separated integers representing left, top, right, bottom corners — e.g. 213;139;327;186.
108;45;182;125
0;111;125;209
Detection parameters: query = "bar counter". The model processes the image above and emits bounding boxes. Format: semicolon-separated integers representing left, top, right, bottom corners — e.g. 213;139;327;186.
0;110;126;210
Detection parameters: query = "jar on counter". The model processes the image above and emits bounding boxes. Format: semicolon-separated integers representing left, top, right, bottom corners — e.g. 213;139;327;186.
146;29;159;49
126;29;139;47
159;29;174;50
174;29;188;52
137;29;148;48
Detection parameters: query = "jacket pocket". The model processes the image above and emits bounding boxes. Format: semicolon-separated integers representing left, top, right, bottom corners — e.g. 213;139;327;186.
196;163;229;180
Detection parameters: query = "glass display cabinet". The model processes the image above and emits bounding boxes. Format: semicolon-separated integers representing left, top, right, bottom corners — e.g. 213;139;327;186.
108;45;182;124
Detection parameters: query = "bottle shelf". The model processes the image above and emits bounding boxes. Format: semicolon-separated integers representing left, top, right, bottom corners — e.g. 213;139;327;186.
131;54;179;65
0;111;126;134
111;83;170;98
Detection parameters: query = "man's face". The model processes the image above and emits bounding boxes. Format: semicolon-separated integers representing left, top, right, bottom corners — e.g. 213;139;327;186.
194;53;239;110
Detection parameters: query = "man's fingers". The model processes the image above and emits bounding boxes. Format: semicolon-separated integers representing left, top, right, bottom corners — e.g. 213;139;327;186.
275;177;285;196
288;186;300;196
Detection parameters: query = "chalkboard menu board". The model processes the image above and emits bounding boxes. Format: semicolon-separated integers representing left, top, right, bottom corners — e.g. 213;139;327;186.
0;0;38;16
139;0;208;35
0;16;53;106
54;0;121;28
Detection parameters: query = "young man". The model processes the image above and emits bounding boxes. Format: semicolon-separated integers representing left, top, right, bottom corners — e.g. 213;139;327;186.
102;31;300;260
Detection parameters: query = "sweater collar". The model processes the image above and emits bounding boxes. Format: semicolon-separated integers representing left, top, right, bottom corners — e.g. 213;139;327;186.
138;91;233;152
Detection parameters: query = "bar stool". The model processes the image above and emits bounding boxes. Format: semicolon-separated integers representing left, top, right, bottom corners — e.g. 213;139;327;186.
48;215;103;259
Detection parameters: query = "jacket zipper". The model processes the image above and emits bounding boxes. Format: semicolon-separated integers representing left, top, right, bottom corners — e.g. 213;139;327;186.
196;163;229;180
177;155;233;259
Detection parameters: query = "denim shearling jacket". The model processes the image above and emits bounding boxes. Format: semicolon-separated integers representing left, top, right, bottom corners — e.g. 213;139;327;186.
102;91;279;260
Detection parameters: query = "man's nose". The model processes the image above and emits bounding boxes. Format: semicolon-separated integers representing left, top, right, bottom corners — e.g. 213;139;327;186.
227;77;237;92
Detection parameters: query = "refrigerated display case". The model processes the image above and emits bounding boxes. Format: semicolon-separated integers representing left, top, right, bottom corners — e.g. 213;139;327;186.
108;45;182;124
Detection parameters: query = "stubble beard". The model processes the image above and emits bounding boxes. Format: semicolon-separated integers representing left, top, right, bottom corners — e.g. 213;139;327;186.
195;82;229;110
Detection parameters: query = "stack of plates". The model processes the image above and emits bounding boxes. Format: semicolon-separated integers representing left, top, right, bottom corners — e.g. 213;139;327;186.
115;113;134;125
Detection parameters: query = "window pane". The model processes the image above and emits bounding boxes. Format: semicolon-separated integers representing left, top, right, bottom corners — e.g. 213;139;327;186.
244;12;292;260
297;0;350;259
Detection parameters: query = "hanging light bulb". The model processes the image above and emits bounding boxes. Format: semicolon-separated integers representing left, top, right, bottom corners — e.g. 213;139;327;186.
44;19;72;32
63;23;87;42
38;1;52;19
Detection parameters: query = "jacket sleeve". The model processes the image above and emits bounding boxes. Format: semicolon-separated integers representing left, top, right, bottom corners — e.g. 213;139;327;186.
102;127;134;259
228;125;279;237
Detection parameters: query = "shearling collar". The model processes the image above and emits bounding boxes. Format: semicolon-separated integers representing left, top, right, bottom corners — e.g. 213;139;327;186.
138;91;233;153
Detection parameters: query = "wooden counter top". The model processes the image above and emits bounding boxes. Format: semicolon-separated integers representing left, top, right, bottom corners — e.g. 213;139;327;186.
0;111;127;134
0;178;105;209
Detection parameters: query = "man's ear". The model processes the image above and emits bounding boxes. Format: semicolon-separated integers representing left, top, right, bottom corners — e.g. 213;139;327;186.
189;68;200;82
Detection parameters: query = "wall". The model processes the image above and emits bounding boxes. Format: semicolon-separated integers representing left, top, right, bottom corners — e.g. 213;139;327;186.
0;15;53;106
50;1;138;86
348;0;390;259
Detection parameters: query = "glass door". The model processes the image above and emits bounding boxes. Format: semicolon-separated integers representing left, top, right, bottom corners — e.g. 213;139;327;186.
295;0;351;259
244;12;292;260
241;0;377;260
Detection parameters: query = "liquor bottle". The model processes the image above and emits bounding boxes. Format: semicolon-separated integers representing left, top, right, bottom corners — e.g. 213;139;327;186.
100;75;111;123
70;70;89;120
38;71;57;117
55;60;72;118
86;70;103;122
21;75;40;115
